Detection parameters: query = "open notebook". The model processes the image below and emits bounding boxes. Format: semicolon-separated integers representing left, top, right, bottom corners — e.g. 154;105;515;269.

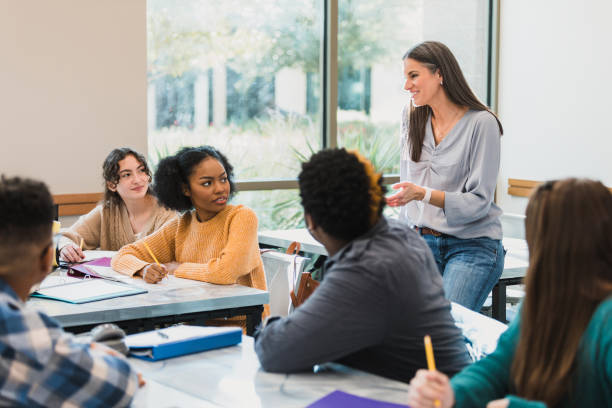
31;279;146;304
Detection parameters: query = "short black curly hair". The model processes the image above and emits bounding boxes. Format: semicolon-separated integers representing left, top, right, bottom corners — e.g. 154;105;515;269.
0;176;54;262
102;148;153;208
298;148;387;241
154;146;236;212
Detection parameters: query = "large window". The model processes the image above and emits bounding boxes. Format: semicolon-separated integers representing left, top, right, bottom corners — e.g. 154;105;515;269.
147;0;494;230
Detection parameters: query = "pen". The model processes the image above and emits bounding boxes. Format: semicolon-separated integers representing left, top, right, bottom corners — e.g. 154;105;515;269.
143;241;167;280
424;335;440;408
79;238;84;251
157;330;169;339
143;242;160;265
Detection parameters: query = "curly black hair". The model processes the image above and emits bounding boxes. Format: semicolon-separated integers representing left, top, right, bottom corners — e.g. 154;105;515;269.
298;148;387;241
102;148;153;208
0;175;54;252
154;146;236;212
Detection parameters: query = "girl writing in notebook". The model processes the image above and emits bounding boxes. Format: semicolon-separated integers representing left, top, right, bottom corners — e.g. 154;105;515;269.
407;178;612;408
59;148;176;262
111;146;268;325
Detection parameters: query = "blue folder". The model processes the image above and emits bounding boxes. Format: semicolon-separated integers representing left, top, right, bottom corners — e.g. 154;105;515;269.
126;325;242;361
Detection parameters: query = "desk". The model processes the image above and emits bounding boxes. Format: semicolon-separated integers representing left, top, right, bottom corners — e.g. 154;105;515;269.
130;336;409;407
28;274;269;336
259;228;528;323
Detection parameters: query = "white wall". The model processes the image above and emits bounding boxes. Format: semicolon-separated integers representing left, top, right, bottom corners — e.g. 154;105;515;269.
0;1;146;195
497;0;612;214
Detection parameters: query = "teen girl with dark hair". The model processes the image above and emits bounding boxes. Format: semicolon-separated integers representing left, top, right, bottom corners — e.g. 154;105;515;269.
387;41;505;311
408;178;612;408
112;146;268;327
59;148;176;262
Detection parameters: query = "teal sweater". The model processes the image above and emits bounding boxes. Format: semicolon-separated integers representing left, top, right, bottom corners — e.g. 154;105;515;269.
451;297;612;408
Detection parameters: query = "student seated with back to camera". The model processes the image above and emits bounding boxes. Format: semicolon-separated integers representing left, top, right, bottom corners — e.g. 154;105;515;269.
0;176;141;407
254;148;470;383
111;146;268;327
58;147;176;262
407;178;612;408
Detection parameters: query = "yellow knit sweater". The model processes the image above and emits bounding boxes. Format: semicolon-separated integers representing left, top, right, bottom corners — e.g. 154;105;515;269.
111;204;268;326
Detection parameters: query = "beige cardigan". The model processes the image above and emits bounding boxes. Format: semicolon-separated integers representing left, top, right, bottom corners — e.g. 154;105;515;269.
59;200;177;251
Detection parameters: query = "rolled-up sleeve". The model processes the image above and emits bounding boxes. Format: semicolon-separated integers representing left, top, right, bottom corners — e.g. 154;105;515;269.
444;114;501;226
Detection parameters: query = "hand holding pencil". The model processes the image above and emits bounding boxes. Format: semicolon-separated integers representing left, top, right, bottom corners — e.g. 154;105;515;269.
406;335;455;408
139;242;168;284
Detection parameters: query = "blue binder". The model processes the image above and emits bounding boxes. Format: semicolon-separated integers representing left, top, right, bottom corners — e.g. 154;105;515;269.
126;325;242;361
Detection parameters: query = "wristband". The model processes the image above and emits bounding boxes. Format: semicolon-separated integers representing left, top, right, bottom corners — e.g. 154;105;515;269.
422;187;432;204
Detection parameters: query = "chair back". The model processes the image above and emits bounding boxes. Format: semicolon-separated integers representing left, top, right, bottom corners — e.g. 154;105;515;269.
261;250;309;317
500;212;525;239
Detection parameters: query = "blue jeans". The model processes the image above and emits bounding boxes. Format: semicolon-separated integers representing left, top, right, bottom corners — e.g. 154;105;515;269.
421;234;505;312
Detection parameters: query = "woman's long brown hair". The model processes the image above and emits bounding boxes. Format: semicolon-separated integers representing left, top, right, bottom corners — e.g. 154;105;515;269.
403;41;503;161
511;179;612;406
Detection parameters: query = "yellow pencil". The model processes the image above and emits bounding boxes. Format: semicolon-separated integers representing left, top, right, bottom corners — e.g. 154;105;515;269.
142;242;160;266
79;238;84;251
424;335;441;408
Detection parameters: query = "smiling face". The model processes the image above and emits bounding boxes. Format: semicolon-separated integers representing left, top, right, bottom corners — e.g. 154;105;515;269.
108;154;150;202
184;157;230;221
403;58;443;107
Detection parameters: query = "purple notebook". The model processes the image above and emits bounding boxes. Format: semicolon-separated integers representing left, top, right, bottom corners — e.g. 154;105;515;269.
68;257;112;278
307;391;409;408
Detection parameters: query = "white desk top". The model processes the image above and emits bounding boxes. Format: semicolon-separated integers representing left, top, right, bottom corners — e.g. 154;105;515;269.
27;270;269;328
130;336;409;408
258;229;529;280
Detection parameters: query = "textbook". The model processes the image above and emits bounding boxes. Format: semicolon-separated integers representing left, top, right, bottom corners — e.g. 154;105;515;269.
126;325;242;361
31;279;147;304
306;391;409;408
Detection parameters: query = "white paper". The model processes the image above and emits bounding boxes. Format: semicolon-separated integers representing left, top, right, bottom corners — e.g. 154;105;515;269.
86;265;203;292
38;275;82;289
36;279;140;302
82;250;118;262
126;325;240;348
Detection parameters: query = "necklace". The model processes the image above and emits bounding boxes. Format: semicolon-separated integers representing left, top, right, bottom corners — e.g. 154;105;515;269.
431;108;467;144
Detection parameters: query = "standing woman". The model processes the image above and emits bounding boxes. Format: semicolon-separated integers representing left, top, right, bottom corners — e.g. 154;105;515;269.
111;146;268;327
387;41;504;311
407;179;612;408
59;148;176;262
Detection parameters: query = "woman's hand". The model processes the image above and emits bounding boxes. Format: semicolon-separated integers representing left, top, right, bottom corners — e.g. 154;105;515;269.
386;182;425;207
138;263;167;284
59;244;85;263
407;369;455;408
163;262;180;275
486;399;509;408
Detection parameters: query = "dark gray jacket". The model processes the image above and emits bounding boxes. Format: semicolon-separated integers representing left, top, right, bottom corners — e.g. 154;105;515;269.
254;217;470;383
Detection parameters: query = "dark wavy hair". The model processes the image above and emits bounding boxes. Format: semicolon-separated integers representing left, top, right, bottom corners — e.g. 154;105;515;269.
154;146;236;212
403;41;503;161
298;148;386;241
0;176;54;260
102;148;152;208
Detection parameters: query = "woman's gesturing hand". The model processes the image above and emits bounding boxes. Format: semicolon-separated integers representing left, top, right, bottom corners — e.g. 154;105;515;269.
386;182;425;207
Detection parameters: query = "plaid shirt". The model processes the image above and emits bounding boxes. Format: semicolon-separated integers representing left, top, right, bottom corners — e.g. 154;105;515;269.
0;279;137;407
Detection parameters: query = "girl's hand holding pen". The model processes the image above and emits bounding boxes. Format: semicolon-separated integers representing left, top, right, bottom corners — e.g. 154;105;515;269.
139;263;167;284
59;244;85;263
407;369;454;408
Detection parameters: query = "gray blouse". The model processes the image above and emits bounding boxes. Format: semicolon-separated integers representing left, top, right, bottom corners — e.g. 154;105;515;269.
399;108;503;240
